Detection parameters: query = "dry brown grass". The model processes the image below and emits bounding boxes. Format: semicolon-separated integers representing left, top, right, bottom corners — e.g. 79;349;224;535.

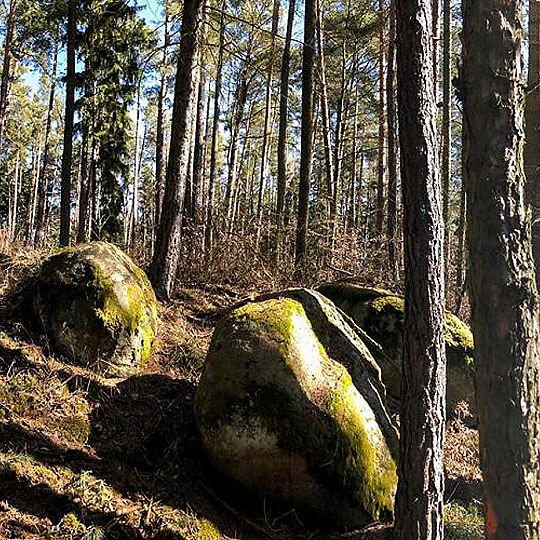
0;240;482;539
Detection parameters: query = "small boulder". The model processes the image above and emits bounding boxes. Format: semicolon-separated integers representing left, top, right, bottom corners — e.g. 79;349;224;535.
195;289;398;528
34;242;158;376
318;281;475;415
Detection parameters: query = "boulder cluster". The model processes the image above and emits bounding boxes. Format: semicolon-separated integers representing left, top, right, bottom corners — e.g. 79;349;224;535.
195;281;475;528
28;244;475;529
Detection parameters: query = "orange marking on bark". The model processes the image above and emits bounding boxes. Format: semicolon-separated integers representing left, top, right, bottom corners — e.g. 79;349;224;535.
485;501;499;537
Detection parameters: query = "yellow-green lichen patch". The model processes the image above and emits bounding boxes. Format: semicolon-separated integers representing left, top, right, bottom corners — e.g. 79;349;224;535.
445;313;474;366
325;371;397;520
371;295;405;313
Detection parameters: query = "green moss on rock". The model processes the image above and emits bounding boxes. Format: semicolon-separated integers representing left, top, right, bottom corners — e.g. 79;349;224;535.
34;242;158;377
195;291;398;528
318;281;476;415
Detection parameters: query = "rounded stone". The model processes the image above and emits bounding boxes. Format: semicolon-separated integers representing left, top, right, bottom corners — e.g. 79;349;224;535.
195;289;398;528
34;242;158;376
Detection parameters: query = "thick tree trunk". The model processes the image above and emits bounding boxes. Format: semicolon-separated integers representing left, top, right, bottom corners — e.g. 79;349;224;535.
59;0;76;247
526;0;540;290
332;43;347;224
294;0;315;268
463;1;540;537
394;0;446;537
0;0;16;155
276;0;296;225
149;0;205;299
386;0;398;279
155;7;170;229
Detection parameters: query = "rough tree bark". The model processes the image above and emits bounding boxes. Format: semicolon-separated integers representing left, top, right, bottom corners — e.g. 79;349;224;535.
463;0;540;537
149;0;205;299
394;0;446;537
316;0;334;220
525;0;540;290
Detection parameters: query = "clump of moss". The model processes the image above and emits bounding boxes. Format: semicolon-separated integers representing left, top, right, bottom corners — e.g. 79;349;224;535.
319;282;476;415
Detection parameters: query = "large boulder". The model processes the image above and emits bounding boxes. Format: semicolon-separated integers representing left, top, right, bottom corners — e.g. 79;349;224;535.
34;242;158;376
318;281;475;415
194;288;398;528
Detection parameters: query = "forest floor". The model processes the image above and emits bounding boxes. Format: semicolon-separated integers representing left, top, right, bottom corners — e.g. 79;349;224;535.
0;247;483;539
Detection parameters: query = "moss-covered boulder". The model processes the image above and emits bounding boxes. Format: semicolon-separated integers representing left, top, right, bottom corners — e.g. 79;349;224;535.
34;242;158;376
195;288;398;529
318;281;475;415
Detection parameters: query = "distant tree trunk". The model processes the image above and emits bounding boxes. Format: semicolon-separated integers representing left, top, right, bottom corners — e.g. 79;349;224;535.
256;0;280;228
225;62;249;227
155;6;170;229
375;0;386;235
356;151;364;229
463;1;540;537
77;128;90;242
89;138;98;240
394;0;446;537
348;89;359;231
441;0;452;273
149;0;205;299
191;30;207;230
35;47;58;246
25;140;41;243
0;0;16;155
316;0;334;220
60;0;76;247
276;0;296;225
526;0;540;290
455;178;466;312
129;83;142;248
204;1;226;255
386;0;398;279
331;42;348;238
294;0;315;268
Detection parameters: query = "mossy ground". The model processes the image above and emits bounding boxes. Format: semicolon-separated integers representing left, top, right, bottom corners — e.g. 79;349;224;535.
0;255;483;539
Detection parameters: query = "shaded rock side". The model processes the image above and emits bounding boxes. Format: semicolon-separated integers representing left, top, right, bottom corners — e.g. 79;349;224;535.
34;242;158;376
318;281;475;415
194;288;398;529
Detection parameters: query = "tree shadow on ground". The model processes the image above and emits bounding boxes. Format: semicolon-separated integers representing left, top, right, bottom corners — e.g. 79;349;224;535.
0;373;270;539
